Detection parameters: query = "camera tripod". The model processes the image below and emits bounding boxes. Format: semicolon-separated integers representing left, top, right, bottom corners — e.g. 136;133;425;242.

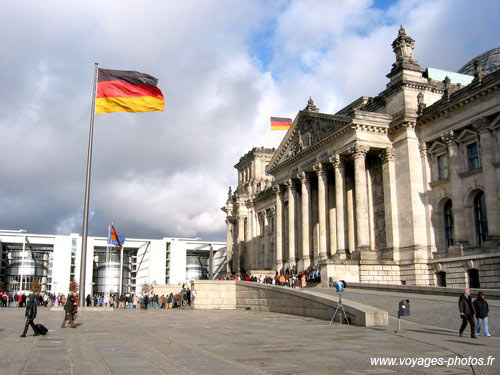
329;292;350;325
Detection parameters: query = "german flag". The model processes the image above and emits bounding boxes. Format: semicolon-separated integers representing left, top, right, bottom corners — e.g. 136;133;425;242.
96;69;164;114
270;117;292;131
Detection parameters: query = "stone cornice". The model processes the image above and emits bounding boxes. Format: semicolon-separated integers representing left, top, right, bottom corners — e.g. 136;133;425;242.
418;70;500;127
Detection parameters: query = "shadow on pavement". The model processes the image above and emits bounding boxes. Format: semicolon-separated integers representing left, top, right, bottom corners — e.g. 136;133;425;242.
445;339;487;347
406;328;456;336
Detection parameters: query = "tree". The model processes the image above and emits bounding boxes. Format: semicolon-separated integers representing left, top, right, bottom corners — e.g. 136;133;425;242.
141;283;152;295
32;278;42;293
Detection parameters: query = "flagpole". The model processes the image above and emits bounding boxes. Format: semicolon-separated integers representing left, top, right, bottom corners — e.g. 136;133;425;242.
79;62;99;307
119;245;124;295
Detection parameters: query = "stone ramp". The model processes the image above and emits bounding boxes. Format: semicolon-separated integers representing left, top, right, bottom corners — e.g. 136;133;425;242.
191;280;388;326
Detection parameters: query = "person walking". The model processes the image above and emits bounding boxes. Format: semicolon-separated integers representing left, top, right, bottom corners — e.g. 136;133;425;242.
61;293;77;328
20;294;38;337
458;289;477;338
474;291;491;337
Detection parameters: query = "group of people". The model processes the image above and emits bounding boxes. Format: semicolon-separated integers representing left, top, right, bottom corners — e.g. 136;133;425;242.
219;264;322;289
458;289;491;338
1;291;56;307
81;287;195;310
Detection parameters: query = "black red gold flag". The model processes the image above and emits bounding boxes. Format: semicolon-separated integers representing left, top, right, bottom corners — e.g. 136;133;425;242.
96;69;164;114
270;117;292;131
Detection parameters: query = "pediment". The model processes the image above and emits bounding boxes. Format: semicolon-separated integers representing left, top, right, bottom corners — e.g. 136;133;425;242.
267;111;351;173
456;128;477;143
428;140;446;154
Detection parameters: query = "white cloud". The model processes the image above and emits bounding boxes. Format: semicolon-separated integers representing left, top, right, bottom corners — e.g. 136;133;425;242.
0;0;497;240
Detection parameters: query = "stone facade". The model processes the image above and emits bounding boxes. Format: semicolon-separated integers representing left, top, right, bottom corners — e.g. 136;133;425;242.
223;27;500;288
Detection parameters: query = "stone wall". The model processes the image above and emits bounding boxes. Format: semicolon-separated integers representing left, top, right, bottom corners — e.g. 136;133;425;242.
359;263;401;284
191;280;237;310
431;254;500;289
191;280;388;327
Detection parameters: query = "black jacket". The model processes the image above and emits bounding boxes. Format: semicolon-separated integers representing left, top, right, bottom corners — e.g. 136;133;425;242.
25;300;37;321
473;298;489;319
458;295;474;316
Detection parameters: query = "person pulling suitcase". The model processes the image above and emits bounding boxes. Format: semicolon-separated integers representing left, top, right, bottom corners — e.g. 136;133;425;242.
20;293;38;337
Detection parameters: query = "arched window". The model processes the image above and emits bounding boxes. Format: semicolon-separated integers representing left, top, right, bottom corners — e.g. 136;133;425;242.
443;200;454;248
436;271;447;287
474;191;488;245
468;269;480;288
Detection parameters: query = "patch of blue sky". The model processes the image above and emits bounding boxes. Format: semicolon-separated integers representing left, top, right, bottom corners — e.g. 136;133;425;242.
248;26;275;72
372;0;398;11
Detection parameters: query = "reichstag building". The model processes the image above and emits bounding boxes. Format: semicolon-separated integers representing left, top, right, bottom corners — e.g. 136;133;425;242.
223;27;500;289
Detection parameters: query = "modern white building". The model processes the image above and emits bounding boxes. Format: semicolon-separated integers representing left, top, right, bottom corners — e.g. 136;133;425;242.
0;229;226;295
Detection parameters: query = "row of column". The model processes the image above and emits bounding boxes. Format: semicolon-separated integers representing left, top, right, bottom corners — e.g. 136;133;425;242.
272;143;380;270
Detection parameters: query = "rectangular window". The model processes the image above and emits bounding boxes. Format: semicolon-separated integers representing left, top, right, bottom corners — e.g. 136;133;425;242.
437;154;449;180
467;143;480;170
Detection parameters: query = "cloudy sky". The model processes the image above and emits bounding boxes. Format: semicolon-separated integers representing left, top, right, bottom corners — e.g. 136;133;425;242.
0;0;498;241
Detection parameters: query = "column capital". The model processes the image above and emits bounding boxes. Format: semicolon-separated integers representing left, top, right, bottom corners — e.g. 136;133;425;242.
312;163;326;176
440;130;457;146
418;142;428;157
349;144;369;160
272;184;281;194
266;207;276;217
297;171;313;182
472;117;491;134
379;146;395;164
257;211;266;221
329;154;344;169
284;178;295;190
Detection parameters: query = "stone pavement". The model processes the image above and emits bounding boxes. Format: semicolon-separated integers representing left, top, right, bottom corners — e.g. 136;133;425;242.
0;306;498;375
314;287;499;336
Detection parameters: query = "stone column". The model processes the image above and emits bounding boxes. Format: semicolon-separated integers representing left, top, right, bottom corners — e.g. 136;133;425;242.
225;219;234;273
350;144;370;253
330;155;346;259
297;171;311;269
257;211;265;269
380;147;400;261
313;163;328;260
236;215;246;273
284;178;296;267
328;180;336;258
474;118;499;238
420;142;436;254
441;131;467;245
273;185;284;271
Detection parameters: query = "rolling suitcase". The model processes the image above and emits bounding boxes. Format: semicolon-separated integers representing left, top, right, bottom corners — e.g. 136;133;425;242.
35;323;48;335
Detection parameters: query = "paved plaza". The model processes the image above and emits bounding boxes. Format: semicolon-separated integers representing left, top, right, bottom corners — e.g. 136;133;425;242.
315;287;499;336
0;301;499;375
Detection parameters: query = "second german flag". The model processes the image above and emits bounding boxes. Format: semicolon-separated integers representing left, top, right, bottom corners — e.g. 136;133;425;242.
96;68;165;114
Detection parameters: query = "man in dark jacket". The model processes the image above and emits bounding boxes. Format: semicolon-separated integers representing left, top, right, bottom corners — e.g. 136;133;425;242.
458;289;477;338
20;293;39;337
61;293;77;328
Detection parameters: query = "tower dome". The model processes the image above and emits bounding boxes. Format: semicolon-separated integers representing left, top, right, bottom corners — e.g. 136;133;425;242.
458;47;500;76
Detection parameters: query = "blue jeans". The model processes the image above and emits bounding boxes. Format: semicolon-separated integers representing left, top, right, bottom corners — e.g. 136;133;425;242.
476;317;490;336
